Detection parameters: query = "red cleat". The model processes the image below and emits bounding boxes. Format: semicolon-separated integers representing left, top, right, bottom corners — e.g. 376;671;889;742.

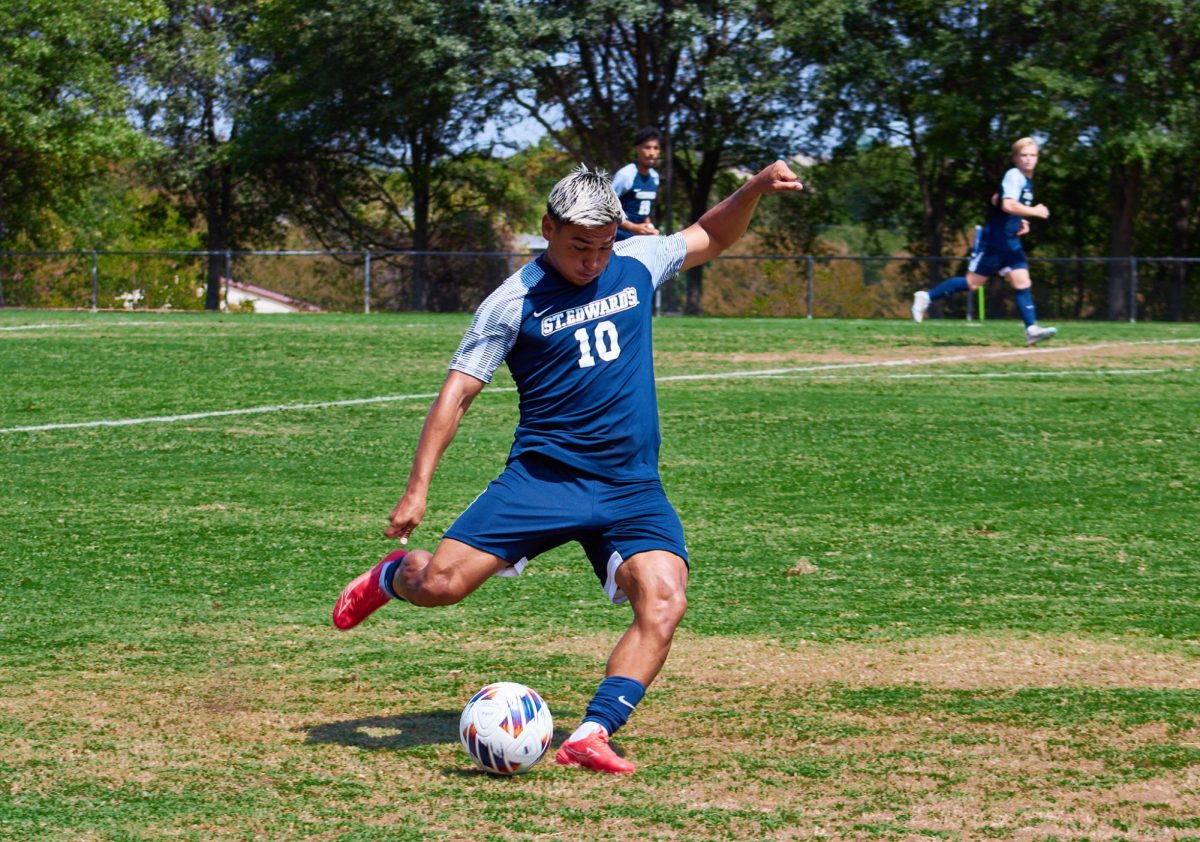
554;730;635;774
332;549;406;630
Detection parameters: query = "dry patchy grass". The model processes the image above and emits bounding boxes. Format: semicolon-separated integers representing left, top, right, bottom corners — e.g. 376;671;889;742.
654;335;1200;376
4;631;1197;840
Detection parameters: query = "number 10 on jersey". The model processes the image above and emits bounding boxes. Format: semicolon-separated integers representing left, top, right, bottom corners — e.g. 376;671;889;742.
573;320;621;368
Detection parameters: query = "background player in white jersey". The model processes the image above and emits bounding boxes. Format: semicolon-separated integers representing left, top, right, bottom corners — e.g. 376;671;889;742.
612;127;662;240
334;161;803;774
912;138;1058;345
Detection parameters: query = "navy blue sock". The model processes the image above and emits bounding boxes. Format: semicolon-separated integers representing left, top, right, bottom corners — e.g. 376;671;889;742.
1013;286;1037;327
583;676;646;736
928;276;970;302
378;554;406;600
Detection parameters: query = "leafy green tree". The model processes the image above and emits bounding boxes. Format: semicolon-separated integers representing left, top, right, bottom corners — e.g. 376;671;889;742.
132;0;280;311
243;0;513;310
0;0;151;252
786;0;1045;290
498;0;806;314
497;138;577;234
1028;0;1200;319
756;145;919;259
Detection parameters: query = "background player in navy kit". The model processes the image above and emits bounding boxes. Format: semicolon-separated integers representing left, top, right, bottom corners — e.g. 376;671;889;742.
612;127;662;240
334;161;803;773
912;137;1058;345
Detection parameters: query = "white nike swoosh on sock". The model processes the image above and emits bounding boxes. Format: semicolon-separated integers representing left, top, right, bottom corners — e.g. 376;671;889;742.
617;695;636;710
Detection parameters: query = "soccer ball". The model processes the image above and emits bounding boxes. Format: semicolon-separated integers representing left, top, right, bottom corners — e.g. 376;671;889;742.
459;682;554;775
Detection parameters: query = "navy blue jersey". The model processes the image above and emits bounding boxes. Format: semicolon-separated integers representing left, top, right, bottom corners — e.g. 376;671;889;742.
449;233;687;482
611;163;660;225
984;167;1033;242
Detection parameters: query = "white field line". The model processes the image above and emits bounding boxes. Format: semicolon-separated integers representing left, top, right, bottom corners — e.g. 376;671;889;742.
0;320;173;332
0;319;446;333
0;391;460;434
758;367;1195;381
0;323;89;332
2;337;1198;435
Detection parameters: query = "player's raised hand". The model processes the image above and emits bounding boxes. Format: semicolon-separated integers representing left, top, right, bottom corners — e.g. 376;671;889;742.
681;158;804;270
385;493;426;544
753;160;804;194
1031;203;1050;219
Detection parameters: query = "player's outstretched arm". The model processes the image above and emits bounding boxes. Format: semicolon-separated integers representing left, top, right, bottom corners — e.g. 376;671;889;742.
680;161;803;271
386;370;486;544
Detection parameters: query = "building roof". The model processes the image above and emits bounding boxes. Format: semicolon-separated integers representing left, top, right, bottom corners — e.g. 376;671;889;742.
225;279;321;312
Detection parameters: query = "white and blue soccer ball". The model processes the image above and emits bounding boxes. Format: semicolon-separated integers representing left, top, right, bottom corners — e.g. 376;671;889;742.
459;682;554;775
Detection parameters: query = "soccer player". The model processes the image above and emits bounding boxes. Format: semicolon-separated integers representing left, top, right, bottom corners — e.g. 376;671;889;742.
333;160;803;774
912;137;1058;345
612;127;662;241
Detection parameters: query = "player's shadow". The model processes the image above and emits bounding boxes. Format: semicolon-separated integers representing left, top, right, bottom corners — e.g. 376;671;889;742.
302;712;575;755
302;712;459;750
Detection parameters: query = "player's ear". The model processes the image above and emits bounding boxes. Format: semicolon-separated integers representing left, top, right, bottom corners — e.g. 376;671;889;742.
541;214;557;240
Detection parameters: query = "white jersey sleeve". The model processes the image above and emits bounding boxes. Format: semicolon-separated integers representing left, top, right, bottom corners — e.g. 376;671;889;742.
1000;168;1026;202
448;262;541;383
612;232;687;290
611;163;637;196
611;163;637;221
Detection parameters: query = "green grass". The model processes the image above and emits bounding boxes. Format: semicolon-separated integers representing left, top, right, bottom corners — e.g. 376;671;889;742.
1;310;1198;840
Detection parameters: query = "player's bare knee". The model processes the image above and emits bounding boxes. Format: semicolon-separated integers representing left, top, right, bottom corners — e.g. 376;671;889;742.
396;550;464;606
642;608;686;651
623;559;687;624
664;587;688;622
638;586;687;637
394;549;430;591
406;572;468;607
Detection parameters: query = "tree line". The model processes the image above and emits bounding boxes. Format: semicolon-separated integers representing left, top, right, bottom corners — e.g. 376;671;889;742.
2;0;1197;317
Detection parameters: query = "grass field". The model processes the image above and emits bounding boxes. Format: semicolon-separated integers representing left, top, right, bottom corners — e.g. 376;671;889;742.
1;310;1198;841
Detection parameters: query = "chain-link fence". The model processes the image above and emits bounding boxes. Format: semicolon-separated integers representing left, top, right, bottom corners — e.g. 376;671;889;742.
699;254;1200;322
2;249;1197;321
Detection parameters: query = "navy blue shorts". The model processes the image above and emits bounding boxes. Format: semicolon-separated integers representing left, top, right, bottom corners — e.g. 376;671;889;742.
444;455;688;604
969;237;1027;276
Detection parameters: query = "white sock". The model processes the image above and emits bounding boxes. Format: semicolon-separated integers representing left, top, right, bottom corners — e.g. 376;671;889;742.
568;721;606;743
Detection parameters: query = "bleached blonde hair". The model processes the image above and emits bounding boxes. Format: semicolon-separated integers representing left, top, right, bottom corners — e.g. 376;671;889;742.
546;164;623;227
1012;137;1039;155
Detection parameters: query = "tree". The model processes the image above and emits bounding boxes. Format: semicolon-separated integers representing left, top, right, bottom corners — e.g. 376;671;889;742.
1029;0;1200;319
499;0;805;313
132;0;275;311
788;0;1047;291
0;0;150;251
244;0;513;311
755;144;919;259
